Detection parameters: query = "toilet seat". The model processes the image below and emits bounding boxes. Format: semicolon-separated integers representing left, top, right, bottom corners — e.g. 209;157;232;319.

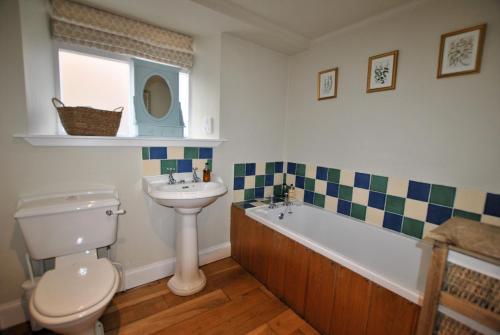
32;258;118;319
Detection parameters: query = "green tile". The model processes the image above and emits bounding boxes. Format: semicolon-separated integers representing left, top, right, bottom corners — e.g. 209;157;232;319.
402;217;424;239
266;162;275;174
296;164;306;177
370;175;388;193
314;193;325;208
339;185;353;201
244;189;255;201
255;175;265;188
327;168;341;184
273;185;282;197
184;147;199;159
453;209;481;221
234;164;245;177
305;178;315;191
351;204;367;221
429;184;456;207
142;147;149;160
160;160;177;174
207;159;213;171
385;195;405;215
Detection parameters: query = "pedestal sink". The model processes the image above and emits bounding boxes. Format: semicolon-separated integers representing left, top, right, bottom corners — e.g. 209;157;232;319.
142;174;227;296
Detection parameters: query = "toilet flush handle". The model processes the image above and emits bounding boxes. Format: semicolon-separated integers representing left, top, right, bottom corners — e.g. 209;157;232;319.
106;209;126;216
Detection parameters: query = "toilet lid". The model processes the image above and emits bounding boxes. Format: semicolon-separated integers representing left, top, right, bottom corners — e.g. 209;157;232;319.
33;258;117;317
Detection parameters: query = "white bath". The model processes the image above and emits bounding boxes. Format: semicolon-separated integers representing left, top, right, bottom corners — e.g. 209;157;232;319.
246;203;431;304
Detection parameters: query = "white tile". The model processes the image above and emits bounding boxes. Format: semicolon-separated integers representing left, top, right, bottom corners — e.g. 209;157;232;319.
244;176;255;189
366;207;384;227
481;214;500;227
192;159;205;172
387;177;409;197
315;180;327;194
340;170;355;186
423;222;438;238
306;164;317;178
454;188;486;214
274;173;283;185
264;186;274;197
352;188;369;205
142;160;160;176
233;190;244;202
295;188;304;202
255;162;265;175
286;174;296;186
167;147;184;159
324;196;338;213
404;198;428;221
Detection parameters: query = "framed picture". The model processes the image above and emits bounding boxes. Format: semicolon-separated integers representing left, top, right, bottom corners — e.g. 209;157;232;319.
317;68;338;100
366;50;398;93
437;24;486;78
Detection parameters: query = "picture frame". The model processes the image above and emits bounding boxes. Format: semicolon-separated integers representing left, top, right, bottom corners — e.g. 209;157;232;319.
437;24;486;78
366;50;398;93
317;67;338;100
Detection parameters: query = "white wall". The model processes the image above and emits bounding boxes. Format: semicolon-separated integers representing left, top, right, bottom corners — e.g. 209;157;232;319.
285;0;500;193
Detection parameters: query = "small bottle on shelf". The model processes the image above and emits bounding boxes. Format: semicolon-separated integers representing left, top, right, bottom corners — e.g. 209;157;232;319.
203;161;211;182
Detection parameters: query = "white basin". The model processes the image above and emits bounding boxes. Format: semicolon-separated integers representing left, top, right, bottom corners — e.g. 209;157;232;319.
142;174;227;208
142;174;227;296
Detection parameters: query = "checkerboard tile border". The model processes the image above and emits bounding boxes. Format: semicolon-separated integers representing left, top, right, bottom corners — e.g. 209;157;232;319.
285;162;500;239
233;162;285;202
141;147;213;176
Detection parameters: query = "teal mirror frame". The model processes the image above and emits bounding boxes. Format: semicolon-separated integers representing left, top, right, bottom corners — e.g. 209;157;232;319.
134;58;184;137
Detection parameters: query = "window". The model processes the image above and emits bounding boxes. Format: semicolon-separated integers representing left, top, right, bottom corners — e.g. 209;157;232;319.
57;47;190;137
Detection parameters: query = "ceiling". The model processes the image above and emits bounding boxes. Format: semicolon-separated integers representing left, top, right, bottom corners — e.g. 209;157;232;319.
79;0;418;54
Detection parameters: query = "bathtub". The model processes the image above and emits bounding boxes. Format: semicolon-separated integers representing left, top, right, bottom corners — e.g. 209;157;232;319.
246;202;430;304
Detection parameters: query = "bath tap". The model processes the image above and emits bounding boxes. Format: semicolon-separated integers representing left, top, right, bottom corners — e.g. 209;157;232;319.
268;195;278;209
167;169;177;184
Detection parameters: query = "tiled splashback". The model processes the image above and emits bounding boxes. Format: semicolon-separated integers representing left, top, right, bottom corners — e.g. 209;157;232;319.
233;161;500;240
142;147;213;176
233;162;285;202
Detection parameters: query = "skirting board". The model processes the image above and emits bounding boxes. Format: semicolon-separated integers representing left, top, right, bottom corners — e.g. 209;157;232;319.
0;242;231;330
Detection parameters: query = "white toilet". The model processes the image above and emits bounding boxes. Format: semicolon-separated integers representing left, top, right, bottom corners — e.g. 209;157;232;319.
15;189;124;335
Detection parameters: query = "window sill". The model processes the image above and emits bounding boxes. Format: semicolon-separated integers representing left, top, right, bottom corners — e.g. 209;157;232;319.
14;134;226;148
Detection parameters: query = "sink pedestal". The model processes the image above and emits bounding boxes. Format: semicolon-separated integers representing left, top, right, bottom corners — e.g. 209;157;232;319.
168;207;206;296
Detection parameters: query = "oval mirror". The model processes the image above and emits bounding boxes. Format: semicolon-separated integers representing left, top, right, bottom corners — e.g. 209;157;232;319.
143;75;171;119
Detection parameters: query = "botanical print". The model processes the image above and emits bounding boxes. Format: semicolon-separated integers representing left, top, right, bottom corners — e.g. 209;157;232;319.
317;68;337;100
367;50;398;93
438;24;486;78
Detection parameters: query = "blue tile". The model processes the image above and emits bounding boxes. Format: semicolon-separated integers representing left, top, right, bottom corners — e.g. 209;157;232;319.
426;204;452;225
354;172;370;189
177;159;192;173
149;147;167;159
383;212;403;232
245;163;256;176
275;162;284;173
407;181;431;201
316;166;328;181
199;147;213;159
287;162;297;174
337;200;351;215
295;175;305;189
255;187;264;198
368;191;386;210
326;182;339;197
304;191;314;204
484;193;500;217
234;177;244;190
265;174;274;186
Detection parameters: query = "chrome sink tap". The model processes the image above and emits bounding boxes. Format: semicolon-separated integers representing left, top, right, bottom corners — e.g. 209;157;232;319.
168;169;177;184
192;167;201;182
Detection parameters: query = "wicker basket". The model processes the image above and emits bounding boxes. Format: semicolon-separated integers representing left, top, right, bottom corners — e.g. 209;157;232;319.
52;98;123;136
434;312;484;335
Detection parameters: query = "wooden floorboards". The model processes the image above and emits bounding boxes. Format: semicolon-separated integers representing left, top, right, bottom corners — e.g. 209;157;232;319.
2;258;318;335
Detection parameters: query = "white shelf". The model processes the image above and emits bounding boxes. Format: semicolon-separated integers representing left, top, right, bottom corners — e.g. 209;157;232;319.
14;134;226;148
